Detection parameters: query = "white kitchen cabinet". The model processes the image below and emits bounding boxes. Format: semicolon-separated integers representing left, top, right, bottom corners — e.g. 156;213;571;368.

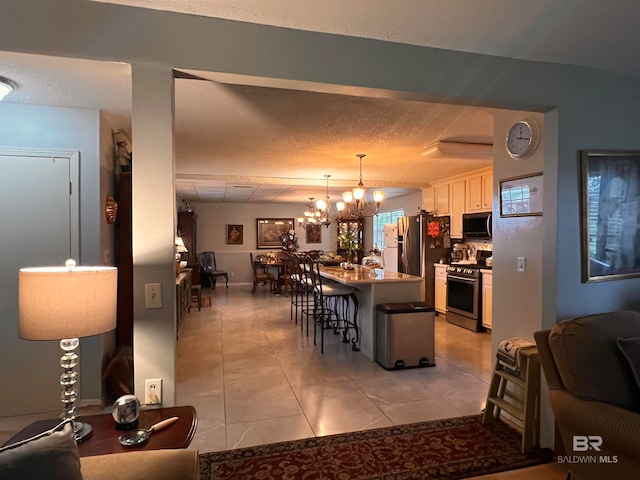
482;270;492;329
482;173;493;211
450;179;465;238
422;187;434;212
434;263;448;314
434;184;450;215
466;173;493;212
466;175;483;212
423;184;450;215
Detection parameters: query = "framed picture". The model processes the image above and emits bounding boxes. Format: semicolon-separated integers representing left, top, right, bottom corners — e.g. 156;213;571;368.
306;223;322;243
580;150;640;283
256;218;294;249
226;224;243;245
499;173;543;217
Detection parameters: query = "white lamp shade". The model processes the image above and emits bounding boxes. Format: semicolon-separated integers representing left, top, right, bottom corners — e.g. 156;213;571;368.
175;236;188;253
18;266;117;340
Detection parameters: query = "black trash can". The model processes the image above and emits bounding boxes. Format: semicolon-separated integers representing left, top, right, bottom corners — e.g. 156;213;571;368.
376;302;435;370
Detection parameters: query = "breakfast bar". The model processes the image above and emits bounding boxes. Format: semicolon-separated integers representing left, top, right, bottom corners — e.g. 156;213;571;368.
318;265;424;361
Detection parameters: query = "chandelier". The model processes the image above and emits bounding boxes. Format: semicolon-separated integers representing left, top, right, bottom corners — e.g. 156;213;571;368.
337;154;384;220
298;175;334;230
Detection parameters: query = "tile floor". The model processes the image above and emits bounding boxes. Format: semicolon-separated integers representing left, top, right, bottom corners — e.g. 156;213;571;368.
177;285;494;452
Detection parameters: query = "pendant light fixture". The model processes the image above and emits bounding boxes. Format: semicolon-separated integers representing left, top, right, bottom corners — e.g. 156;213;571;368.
297;197;321;230
337;154;384;220
298;174;334;229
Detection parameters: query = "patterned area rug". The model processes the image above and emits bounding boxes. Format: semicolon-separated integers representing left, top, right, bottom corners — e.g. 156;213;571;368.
198;415;553;480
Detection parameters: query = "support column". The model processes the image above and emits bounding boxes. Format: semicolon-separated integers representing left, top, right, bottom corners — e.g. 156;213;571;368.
131;63;177;406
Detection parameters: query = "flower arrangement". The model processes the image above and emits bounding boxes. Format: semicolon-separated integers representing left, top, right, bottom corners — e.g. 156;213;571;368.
337;230;360;267
280;229;299;252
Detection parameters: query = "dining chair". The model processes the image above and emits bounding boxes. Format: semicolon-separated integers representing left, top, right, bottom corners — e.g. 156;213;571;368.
287;253;312;331
198;251;229;289
276;251;293;296
305;256;360;354
189;264;202;311
249;252;276;294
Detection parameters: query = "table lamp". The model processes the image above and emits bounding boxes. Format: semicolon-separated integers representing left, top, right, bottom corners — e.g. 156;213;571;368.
18;259;117;442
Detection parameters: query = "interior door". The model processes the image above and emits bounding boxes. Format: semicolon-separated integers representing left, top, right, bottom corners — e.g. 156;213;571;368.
0;149;79;416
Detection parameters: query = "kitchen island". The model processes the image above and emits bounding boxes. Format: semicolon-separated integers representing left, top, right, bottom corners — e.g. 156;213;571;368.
318;265;424;361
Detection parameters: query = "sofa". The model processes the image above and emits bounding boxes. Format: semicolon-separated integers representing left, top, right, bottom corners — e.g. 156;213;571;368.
534;310;640;480
0;421;199;480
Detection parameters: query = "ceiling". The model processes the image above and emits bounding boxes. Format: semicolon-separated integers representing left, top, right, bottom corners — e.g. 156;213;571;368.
3;1;640;203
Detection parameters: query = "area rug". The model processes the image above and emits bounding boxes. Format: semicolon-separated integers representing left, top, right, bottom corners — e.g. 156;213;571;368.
198;414;553;480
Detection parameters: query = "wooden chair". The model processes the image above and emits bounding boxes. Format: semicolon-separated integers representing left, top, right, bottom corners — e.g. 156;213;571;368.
198;251;229;289
276;251;293;296
189;264;202;311
250;252;276;294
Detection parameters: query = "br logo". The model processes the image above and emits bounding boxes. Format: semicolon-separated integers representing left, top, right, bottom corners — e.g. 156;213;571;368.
573;435;603;452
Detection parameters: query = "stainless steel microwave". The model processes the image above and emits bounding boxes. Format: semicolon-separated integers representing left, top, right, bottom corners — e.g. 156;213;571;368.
462;212;492;239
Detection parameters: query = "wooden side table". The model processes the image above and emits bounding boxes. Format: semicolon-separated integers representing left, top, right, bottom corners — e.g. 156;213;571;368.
3;405;197;457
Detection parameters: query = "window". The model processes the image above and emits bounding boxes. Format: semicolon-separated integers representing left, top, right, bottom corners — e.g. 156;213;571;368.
373;209;404;248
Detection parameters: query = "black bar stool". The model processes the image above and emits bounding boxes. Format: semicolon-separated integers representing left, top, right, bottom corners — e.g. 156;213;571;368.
305;256;359;353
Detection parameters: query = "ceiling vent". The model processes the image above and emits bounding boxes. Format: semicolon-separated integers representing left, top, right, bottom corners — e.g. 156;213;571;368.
421;141;493;160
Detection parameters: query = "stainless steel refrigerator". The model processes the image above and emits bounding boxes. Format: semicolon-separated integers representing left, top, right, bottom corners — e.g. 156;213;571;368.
397;213;451;306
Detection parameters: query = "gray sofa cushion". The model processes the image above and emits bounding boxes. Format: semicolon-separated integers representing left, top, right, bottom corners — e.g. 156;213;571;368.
618;336;640;390
548;310;640;413
0;420;82;480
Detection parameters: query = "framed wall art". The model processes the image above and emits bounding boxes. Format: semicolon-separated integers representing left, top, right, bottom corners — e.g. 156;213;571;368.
305;223;322;244
580;150;640;282
226;224;243;245
256;218;294;249
499;172;543;217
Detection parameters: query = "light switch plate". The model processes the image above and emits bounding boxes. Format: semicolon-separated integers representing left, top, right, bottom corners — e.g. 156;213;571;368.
517;257;526;273
144;283;162;309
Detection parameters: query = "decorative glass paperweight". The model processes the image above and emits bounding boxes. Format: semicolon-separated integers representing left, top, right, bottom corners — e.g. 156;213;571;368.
112;394;141;430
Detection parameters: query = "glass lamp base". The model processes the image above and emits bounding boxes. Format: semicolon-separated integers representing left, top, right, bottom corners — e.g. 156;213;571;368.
73;420;93;443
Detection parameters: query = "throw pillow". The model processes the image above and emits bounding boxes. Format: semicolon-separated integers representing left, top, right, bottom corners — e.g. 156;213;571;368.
618;336;640;390
0;420;83;480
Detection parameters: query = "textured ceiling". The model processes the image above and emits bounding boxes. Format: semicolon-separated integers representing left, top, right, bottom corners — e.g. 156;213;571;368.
5;1;640;202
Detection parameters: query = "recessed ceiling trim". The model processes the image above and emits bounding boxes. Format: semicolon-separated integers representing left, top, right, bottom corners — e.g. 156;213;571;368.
175;173;429;189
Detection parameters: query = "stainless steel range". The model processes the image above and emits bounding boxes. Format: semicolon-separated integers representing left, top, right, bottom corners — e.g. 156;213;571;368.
445;264;485;332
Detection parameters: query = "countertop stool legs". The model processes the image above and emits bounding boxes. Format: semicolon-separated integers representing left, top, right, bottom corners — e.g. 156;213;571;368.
307;257;359;354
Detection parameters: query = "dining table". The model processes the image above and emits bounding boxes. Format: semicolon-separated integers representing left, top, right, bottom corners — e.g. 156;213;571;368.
254;258;286;294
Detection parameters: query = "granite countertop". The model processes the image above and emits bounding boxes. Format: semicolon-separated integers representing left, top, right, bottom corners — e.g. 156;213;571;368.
318;265;423;284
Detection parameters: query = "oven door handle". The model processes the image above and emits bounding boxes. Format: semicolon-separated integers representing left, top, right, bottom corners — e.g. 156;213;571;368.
447;274;477;283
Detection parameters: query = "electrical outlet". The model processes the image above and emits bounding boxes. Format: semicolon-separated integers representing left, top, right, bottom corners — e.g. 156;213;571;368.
517;257;526;273
144;283;162;309
145;378;162;405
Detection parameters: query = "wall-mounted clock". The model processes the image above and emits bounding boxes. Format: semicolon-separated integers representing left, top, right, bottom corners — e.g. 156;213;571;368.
506;120;539;159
